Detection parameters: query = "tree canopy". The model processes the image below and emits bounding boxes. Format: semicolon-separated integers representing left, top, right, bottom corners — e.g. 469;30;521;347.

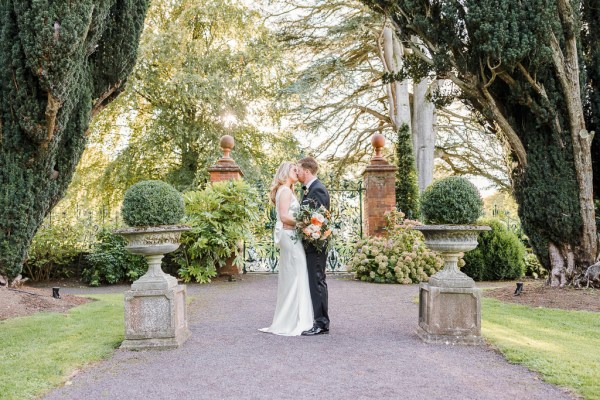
60;0;302;211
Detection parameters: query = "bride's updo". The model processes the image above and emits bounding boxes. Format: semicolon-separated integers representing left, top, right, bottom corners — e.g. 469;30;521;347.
269;162;294;204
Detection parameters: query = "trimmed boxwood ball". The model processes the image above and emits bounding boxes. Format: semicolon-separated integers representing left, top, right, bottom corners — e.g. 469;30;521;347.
420;176;483;224
122;180;185;227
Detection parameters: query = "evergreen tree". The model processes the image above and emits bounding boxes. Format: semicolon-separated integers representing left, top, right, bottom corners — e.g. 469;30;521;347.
0;1;149;279
362;0;600;286
395;124;419;218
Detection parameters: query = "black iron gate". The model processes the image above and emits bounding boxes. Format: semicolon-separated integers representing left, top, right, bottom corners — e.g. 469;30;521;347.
243;178;364;273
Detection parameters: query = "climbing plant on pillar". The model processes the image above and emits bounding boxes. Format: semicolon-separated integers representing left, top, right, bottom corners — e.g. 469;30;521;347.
0;0;150;280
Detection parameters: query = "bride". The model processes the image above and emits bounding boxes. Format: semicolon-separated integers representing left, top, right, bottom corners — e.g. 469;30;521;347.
259;162;314;336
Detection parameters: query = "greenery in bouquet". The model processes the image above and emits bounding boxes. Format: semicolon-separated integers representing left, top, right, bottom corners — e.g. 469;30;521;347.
347;211;444;284
294;202;333;252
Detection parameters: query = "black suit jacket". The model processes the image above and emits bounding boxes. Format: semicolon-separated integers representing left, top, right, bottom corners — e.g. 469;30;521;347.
301;179;330;211
301;179;330;253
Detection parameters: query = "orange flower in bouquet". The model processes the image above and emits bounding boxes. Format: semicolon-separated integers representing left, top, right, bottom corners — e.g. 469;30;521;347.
294;203;334;252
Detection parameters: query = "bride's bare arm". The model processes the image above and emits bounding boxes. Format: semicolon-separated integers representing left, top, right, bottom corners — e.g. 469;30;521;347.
277;188;296;229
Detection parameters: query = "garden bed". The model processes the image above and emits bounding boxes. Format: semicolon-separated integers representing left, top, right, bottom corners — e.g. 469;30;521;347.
0;286;91;321
484;279;600;312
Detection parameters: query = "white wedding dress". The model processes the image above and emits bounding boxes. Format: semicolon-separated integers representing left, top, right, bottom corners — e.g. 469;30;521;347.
259;186;314;336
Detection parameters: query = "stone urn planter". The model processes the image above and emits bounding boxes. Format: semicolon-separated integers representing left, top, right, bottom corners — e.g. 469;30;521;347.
415;225;491;288
115;225;190;290
415;177;489;345
116;180;191;350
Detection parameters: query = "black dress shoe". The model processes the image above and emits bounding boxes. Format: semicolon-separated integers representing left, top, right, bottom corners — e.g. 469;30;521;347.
301;326;329;336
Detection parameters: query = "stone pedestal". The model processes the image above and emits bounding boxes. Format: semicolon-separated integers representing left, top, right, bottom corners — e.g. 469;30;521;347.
121;285;190;350
363;134;398;236
114;225;192;350
414;225;490;345
417;283;483;345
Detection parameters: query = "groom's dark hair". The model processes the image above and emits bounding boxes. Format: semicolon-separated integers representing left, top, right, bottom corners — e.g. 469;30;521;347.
298;157;319;174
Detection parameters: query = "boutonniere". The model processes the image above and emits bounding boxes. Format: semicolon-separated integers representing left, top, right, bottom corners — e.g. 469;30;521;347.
302;185;308;196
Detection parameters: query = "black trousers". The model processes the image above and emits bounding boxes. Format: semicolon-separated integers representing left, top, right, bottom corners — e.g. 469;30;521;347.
305;248;329;329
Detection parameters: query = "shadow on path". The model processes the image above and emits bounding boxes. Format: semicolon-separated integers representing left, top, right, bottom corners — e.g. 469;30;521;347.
44;274;574;400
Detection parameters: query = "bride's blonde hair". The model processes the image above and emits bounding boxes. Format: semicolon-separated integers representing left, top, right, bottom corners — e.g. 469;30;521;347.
269;162;294;204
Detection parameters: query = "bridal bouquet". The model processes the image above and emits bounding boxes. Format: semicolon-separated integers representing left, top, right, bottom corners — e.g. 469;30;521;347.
294;203;333;252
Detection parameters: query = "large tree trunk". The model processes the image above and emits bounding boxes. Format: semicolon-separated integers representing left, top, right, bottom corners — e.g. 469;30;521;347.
0;0;150;279
381;25;411;127
412;78;436;192
380;26;435;192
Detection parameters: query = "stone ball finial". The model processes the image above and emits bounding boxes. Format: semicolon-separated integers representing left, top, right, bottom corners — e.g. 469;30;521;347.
220;135;234;159
371;133;385;159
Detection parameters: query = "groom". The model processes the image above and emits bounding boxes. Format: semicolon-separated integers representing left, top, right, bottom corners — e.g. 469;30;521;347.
297;157;330;336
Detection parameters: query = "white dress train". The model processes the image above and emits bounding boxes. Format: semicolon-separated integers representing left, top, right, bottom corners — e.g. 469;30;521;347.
259;186;314;336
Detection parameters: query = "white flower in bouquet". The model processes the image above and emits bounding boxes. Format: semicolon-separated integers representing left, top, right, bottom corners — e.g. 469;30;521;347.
312;213;325;223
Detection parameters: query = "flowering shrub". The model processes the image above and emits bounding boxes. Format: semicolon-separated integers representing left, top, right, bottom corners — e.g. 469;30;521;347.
347;211;444;283
524;251;547;279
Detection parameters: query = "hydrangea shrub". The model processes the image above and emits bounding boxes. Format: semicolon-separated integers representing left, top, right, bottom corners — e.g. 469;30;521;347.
347;211;444;283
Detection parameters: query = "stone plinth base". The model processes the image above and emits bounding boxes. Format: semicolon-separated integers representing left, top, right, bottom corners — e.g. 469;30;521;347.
417;283;483;345
121;285;190;350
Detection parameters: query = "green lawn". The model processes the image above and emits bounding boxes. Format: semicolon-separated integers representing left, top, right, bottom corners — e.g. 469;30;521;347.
482;298;600;400
1;292;598;400
0;294;124;400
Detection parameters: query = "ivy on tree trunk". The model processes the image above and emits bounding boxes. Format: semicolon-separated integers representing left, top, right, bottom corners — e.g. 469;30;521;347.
0;0;149;279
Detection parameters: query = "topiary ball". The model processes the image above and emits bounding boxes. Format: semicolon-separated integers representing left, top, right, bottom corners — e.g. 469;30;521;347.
122;180;185;227
420;176;483;224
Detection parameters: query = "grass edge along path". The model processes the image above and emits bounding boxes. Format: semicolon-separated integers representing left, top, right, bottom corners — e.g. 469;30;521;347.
0;294;124;400
482;298;600;400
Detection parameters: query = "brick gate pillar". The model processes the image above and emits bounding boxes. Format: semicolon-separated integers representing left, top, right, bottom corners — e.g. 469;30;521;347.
207;135;244;182
363;133;398;236
207;135;244;277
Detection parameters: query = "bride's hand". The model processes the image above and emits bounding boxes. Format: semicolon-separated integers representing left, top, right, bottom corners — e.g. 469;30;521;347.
283;223;295;230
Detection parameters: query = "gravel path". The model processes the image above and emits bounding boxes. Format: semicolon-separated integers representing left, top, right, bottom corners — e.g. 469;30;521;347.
43;274;575;400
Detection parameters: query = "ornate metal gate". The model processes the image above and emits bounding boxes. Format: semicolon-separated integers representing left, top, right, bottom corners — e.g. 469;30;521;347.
243;178;364;273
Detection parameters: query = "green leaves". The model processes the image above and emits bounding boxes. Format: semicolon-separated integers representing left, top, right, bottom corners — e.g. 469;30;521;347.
420;176;483;225
175;180;260;283
463;218;526;281
86;0;298;197
395;124;420;219
0;0;149;279
347;212;443;284
83;228;147;286
121;180;185;227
